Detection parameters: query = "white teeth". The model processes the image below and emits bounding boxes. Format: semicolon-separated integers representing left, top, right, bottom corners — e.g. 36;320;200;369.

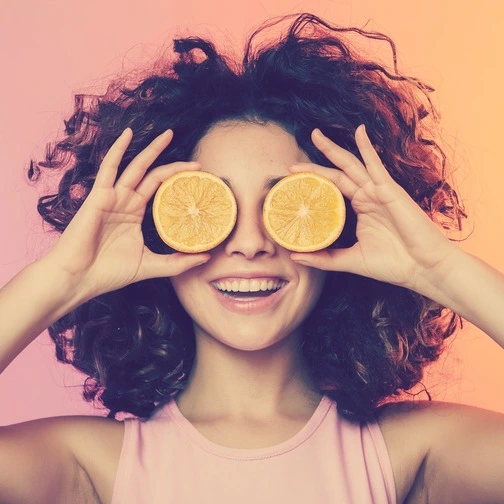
250;279;261;291
212;278;287;293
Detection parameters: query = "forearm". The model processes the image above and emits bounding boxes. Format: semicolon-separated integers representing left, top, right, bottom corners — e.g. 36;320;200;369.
0;259;88;375
417;247;504;348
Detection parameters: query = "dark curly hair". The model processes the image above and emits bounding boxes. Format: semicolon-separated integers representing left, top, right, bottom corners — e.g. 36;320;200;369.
29;13;466;422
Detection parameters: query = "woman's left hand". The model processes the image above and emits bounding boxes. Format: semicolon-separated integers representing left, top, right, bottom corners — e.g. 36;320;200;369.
289;125;460;293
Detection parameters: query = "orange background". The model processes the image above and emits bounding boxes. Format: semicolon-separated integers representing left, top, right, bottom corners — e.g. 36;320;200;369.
1;0;503;424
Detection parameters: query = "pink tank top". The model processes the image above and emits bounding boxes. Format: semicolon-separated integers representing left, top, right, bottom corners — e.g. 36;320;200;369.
111;395;396;503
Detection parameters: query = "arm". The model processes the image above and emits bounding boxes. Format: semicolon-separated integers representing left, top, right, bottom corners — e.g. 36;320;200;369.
290;125;504;502
0;129;208;502
291;126;504;347
415;247;504;348
0;128;208;375
0;259;86;375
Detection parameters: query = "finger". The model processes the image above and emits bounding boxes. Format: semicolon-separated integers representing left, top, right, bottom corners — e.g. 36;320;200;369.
288;163;359;200
94;128;133;189
290;244;364;276
134;161;202;200
311;128;371;187
115;129;174;189
355;125;393;185
138;249;211;280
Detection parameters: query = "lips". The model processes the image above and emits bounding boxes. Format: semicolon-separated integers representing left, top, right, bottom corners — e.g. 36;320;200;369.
211;278;288;293
209;276;290;314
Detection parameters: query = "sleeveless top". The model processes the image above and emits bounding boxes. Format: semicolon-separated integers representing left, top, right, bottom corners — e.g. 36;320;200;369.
111;395;396;503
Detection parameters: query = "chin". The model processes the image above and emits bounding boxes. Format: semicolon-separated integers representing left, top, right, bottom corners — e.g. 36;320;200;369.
195;321;300;352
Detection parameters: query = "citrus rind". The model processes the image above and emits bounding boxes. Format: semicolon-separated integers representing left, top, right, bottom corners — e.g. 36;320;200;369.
153;170;237;253
262;172;346;252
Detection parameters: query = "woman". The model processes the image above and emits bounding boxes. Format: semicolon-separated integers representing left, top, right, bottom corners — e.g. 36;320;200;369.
0;13;503;503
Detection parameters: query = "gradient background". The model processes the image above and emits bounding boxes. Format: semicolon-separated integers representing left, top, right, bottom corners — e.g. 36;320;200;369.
1;0;503;425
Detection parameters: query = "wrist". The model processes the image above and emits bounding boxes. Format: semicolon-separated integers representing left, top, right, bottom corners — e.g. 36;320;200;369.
409;243;467;308
28;256;93;321
413;247;504;346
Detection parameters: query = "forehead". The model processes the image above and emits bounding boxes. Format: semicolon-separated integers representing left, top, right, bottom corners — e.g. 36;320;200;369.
191;121;311;181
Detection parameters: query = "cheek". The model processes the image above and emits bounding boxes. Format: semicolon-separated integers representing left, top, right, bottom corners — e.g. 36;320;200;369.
301;269;328;313
305;269;328;295
169;274;198;312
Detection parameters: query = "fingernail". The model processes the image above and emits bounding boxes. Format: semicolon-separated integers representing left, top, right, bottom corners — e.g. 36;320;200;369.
290;254;309;264
196;255;210;265
313;128;324;137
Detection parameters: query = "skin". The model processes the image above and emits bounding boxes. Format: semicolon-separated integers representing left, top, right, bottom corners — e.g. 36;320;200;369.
171;121;326;421
0;121;503;503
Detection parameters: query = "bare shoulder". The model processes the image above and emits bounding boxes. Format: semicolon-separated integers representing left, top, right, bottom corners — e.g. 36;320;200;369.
376;400;504;504
0;414;124;504
57;414;125;504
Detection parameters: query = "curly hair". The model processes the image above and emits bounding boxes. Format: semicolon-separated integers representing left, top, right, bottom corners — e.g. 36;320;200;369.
29;12;466;421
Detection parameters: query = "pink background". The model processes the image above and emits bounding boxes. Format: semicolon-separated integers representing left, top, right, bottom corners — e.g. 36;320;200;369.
1;0;503;425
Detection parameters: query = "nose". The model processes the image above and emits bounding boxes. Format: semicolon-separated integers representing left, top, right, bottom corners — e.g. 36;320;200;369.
223;202;276;259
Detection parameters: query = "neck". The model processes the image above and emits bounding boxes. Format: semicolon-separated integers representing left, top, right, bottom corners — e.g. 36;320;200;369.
175;327;322;421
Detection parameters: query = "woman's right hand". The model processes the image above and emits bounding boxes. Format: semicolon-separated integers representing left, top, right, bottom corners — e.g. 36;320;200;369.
43;128;210;301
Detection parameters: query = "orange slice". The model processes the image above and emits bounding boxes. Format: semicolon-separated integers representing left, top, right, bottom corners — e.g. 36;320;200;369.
153;171;237;253
263;172;346;252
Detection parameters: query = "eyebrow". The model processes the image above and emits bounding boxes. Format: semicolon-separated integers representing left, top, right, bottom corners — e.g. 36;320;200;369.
220;175;285;191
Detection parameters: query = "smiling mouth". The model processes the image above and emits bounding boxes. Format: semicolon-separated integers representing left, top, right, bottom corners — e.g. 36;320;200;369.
211;278;288;298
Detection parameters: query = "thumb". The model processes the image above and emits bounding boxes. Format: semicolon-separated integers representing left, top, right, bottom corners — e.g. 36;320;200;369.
290;245;364;275
138;249;211;280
